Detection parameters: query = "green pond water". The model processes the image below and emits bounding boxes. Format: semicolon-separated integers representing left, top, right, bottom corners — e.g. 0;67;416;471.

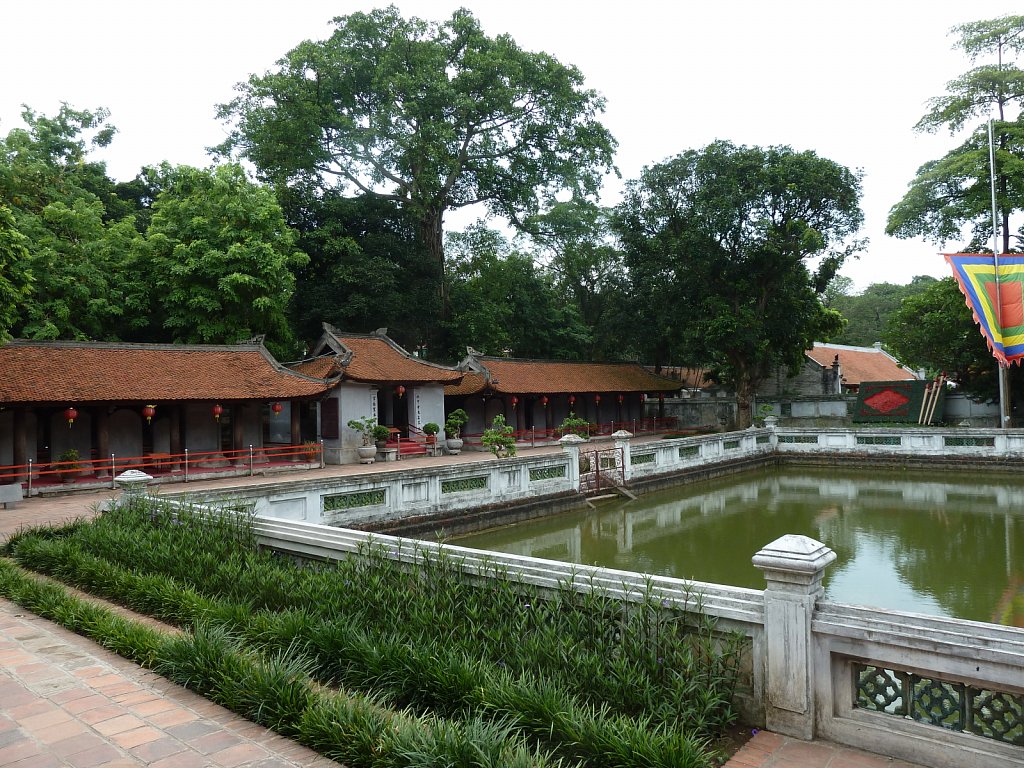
451;466;1024;626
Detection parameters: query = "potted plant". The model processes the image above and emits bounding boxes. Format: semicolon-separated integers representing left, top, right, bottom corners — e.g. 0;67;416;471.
372;424;391;452
301;441;321;463
444;408;469;455
482;414;517;459
422;422;440;444
559;412;590;439
347;416;382;463
55;448;81;483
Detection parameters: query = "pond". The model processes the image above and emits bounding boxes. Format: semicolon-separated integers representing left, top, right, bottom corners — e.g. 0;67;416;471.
451;466;1024;626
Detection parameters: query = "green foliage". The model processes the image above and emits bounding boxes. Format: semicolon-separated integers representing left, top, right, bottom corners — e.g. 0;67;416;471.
422;422;440;436
444;222;592;360
137;163;307;356
371;424;391;443
444;408;469;439
887;15;1024;252
346;416;382;446
0;204;32;342
829;276;938;346
559;412;590;438
613;140;863;425
217;5;616;332
481;414;517;458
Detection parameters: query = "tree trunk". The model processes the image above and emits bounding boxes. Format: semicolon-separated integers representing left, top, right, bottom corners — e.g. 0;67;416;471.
419;207;448;319
735;379;754;429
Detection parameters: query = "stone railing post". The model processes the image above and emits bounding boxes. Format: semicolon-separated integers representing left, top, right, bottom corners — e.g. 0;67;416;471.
114;469;154;501
558;434;585;491
752;534;836;740
611;429;633;481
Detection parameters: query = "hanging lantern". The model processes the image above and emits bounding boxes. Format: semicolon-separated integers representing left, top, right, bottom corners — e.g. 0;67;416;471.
617;394;624;404
63;406;78;428
511;395;518;409
658;393;665;403
396;385;406;399
640;393;647;402
212;403;223;422
142;404;157;425
271;401;283;416
541;395;549;408
594;394;602;405
568;394;576;406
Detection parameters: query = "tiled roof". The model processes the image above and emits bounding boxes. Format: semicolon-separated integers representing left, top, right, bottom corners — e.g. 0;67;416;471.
807;343;918;386
449;356;683;395
290;356;341;380
0;340;333;405
317;328;463;384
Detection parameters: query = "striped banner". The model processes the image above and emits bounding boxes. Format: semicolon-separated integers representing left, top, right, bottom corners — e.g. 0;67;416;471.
944;253;1024;365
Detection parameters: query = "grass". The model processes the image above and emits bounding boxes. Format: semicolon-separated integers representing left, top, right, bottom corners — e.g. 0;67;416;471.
2;496;745;767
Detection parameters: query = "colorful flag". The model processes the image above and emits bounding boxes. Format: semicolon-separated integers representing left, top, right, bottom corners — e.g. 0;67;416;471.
944;253;1024;365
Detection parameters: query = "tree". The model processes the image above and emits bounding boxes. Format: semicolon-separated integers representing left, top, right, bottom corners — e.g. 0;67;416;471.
525;200;631;360
216;5;616;325
0;204;33;342
444;222;591;361
830;276;938;346
883;276;1024;402
0;105;139;341
138;164;307;357
887;15;1024;252
613;141;863;426
281;190;440;349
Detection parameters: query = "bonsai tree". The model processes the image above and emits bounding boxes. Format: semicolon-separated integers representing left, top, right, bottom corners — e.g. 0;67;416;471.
559;412;590;438
346;416;381;447
444;408;469;439
422;422;440;442
482;414;517;458
372;424;392;444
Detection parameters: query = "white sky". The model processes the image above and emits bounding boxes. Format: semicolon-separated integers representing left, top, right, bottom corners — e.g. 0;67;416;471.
1;1;1016;291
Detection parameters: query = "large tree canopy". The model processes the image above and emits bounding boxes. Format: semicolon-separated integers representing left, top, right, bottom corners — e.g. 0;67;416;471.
216;5;617;325
887;15;1024;251
136;164;308;358
614;141;863;425
828;275;938;347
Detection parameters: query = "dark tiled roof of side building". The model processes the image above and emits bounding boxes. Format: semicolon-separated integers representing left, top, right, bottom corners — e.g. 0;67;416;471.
0;340;333;404
447;355;683;396
807;342;918;386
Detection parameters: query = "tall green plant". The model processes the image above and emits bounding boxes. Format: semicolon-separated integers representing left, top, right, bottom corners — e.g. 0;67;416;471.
481;414;517;458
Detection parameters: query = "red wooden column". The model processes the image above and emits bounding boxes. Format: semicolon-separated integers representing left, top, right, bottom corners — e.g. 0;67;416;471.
231;402;245;465
11;408;28;482
290;401;302;449
94;409;110;477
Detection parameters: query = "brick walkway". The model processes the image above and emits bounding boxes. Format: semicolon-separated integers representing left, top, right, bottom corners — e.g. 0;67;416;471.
0;450;927;768
724;730;925;767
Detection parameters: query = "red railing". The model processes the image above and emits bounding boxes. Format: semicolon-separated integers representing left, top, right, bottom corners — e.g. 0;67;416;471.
0;442;323;493
462;417;681;447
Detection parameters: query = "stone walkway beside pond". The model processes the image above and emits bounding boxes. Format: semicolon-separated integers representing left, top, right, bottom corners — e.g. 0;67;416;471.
0;446;928;768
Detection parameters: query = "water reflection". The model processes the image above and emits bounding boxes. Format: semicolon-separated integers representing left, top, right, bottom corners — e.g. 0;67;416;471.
451;467;1023;625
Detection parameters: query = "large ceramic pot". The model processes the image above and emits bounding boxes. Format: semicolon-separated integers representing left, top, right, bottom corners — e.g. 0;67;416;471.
356;445;377;464
446;438;464;455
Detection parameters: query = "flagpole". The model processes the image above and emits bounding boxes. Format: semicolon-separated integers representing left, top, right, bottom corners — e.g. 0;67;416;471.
989;117;1011;429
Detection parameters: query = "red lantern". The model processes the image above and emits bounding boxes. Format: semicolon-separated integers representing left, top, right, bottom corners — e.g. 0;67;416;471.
396;385;406;399
568;394;576;406
271;401;283;415
594;394;601;405
541;395;549;407
511;395;518;409
617;394;624;404
658;393;665;403
640;393;647;402
63;406;78;428
212;403;223;422
142;404;157;424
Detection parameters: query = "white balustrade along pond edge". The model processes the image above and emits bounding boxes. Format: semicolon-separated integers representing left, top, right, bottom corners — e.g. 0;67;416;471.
132;424;1023;767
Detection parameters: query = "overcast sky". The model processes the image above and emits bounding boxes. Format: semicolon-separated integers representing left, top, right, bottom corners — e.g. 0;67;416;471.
1;1;1016;290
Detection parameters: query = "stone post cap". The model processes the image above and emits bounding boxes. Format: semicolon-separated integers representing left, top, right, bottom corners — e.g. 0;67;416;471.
611;430;634;439
752;534;836;587
558;434;587;445
115;469;154;484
